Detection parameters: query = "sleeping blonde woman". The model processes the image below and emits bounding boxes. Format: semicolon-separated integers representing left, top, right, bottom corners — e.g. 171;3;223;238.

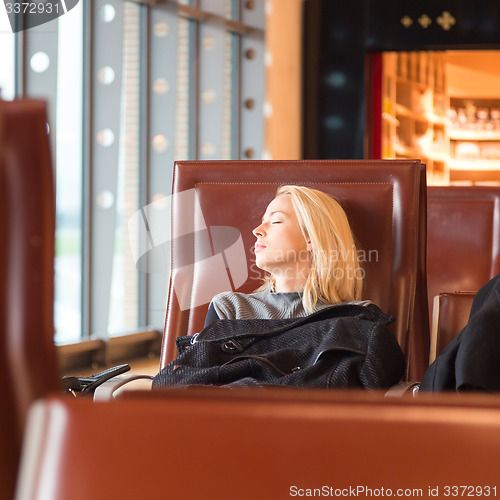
153;185;405;390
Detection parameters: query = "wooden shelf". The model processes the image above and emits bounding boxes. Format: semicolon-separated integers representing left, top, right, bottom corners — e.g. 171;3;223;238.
394;144;419;157
426;151;449;163
449;159;500;171
396;77;427;92
396;104;448;126
395;144;448;162
449;129;500;141
381;113;399;126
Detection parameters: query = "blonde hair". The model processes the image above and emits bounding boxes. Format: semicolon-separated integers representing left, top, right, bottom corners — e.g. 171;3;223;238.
261;185;364;312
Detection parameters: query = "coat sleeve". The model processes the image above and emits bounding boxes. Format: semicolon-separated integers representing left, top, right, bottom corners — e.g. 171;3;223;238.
359;322;406;389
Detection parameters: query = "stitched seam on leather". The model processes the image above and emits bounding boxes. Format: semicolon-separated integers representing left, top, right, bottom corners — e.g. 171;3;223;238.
175;159;421;165
389;185;394;317
195;182;394;186
189;187;199;334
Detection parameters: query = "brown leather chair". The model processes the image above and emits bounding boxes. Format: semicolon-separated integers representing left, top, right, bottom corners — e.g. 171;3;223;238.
162;159;430;381
0;99;59;500
16;388;500;500
427;186;500;319
429;292;476;363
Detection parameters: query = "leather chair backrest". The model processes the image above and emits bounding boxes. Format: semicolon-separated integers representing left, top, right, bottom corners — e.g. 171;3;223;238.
162;160;429;381
427;186;500;316
430;292;476;363
16;389;500;500
0;99;59;500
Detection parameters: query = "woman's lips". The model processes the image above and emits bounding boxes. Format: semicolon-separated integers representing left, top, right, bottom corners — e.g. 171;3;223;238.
254;242;266;252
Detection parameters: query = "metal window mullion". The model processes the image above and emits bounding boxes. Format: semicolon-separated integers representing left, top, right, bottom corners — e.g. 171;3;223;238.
82;0;93;339
233;0;240;22
240;1;264;160
145;1;179;329
15;30;25;97
90;0;124;340
231;31;241;159
197;1;226;160
189;18;199;159
12;8;26;98
138;4;149;328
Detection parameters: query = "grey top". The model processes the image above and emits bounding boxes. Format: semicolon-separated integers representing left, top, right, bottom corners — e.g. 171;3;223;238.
210;287;371;321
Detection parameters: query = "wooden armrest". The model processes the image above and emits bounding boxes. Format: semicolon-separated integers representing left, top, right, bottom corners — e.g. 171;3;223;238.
93;374;154;401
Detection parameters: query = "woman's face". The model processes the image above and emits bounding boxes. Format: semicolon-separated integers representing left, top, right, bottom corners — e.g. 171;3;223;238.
252;194;311;278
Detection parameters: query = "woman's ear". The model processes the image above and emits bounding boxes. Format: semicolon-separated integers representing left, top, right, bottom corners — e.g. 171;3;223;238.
307;241;312;252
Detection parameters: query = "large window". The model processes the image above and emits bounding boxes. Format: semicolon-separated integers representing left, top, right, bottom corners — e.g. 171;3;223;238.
0;0;265;348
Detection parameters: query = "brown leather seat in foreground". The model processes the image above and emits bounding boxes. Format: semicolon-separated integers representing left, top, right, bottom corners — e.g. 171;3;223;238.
162;159;429;381
0;99;59;499
16;388;500;500
427;186;500;317
430;292;476;363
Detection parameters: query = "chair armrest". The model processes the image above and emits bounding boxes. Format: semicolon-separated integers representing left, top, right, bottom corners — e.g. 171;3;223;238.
384;381;420;397
93;374;154;401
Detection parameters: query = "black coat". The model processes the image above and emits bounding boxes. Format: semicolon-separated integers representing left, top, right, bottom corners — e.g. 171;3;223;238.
420;274;500;392
153;304;405;390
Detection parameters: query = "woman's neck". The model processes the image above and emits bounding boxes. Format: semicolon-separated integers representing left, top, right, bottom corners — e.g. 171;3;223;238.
273;274;307;293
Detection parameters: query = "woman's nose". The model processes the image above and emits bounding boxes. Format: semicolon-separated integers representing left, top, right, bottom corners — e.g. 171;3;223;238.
253;224;265;237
